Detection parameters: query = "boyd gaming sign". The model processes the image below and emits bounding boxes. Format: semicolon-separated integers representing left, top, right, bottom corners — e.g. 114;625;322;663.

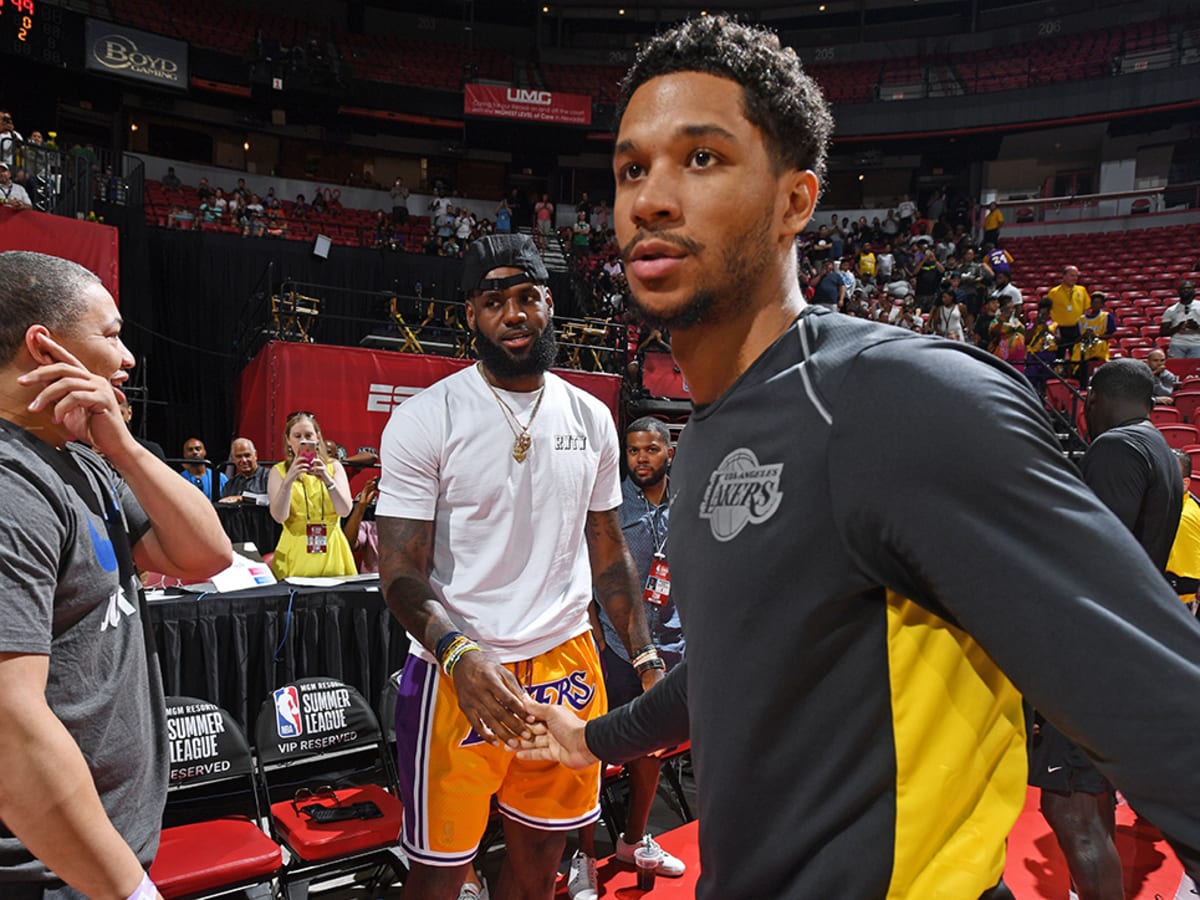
464;83;592;126
85;18;188;90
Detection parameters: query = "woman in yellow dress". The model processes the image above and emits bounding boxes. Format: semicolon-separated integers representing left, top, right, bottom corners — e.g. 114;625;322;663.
267;411;357;579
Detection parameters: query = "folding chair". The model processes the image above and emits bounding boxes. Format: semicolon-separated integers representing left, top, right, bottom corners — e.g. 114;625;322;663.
149;697;284;899
255;678;406;900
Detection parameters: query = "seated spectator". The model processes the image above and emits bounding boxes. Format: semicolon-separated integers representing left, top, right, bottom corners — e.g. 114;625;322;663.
167;205;195;229
343;475;380;574
161;166;182;191
267;412;356;579
1161;280;1200;359
293;193;311;217
311;191;328;215
179;437;227;498
232;177;250;204
199;196;221;224
440;235;462;257
212;188;227;217
263;206;287;238
372;210;393;248
262;186;280;210
220;437;270;504
243;194;265;236
1147;349;1178;405
196;176;213;203
591;200;610;233
422;228;439;255
0;162;31;210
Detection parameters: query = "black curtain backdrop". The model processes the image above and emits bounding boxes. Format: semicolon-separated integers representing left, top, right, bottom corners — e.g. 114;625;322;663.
120;231;570;459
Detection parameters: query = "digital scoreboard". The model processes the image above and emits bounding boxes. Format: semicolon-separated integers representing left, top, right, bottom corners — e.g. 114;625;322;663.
0;1;84;69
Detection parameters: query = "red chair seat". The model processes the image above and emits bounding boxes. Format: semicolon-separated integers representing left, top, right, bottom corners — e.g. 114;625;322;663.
151;817;283;898
270;784;402;861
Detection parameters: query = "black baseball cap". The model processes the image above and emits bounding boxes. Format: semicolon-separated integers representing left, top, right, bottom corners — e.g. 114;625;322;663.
461;234;549;295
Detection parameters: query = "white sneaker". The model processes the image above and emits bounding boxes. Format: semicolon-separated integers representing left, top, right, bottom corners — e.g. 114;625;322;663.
566;849;598;900
615;833;687;877
458;878;488;900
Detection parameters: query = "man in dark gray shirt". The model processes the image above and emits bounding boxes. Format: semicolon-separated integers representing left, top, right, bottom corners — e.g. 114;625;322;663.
1031;358;1182;899
0;251;231;899
516;16;1200;900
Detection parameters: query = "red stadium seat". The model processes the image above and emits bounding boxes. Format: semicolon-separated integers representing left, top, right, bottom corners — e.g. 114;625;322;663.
1150;407;1182;426
1173;391;1200;422
1158;424;1200;450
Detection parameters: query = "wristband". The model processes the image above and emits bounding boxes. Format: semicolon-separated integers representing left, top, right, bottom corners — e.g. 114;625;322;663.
436;630;467;664
630;647;661;670
126;872;157;900
635;656;666;675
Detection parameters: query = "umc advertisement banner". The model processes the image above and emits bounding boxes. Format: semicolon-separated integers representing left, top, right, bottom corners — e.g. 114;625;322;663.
464;84;592;126
85;18;188;89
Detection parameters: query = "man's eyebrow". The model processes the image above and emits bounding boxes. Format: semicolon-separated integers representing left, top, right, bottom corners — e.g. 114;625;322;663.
615;123;738;158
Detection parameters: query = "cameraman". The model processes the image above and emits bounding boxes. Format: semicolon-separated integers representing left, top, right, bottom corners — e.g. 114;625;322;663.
1161;280;1200;359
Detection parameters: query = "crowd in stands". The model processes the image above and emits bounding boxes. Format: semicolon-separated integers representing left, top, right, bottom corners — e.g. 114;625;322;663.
105;0;1199;104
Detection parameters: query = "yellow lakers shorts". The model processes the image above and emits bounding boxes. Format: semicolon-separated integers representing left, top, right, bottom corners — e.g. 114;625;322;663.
393;632;607;866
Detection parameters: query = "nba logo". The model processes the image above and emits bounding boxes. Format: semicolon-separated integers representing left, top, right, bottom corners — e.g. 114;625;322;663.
273;686;302;738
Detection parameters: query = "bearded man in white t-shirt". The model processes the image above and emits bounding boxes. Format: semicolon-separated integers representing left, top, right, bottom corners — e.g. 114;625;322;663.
377;233;661;900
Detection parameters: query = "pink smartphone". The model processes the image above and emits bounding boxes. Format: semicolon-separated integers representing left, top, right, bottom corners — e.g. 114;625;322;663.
298;440;317;463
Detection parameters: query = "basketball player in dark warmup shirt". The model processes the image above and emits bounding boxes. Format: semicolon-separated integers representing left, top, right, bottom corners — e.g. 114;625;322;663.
1029;358;1182;900
516;16;1200;900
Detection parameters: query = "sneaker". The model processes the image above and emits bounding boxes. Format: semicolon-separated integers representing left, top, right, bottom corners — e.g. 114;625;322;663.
566;849;598;900
615;833;687;877
458;879;488;900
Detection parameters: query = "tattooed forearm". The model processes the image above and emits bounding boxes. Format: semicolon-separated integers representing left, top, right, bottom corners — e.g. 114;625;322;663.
377;515;456;653
586;508;652;655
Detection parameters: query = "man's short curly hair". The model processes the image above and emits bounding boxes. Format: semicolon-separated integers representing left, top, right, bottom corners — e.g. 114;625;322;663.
615;16;833;183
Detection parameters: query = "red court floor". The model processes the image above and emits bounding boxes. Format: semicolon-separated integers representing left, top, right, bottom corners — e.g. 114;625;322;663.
560;787;1193;898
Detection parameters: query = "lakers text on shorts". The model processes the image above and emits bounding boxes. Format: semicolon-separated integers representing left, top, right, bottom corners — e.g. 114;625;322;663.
394;632;608;866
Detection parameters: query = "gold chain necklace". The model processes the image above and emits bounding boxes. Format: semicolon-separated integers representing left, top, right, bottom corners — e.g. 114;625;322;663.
477;363;547;463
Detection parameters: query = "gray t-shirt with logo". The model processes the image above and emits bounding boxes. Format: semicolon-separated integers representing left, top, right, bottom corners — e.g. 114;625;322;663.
0;427;167;884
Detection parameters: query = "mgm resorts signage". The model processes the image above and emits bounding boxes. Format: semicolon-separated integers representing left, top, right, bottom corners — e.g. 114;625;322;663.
85;18;188;89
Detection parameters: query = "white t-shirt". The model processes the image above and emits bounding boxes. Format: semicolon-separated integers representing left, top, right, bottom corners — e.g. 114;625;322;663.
377;366;622;663
1163;301;1200;348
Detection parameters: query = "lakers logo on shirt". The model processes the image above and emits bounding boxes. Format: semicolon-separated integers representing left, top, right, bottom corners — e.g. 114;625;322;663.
699;448;784;542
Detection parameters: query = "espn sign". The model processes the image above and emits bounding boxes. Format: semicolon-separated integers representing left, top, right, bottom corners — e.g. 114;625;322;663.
464;83;592;126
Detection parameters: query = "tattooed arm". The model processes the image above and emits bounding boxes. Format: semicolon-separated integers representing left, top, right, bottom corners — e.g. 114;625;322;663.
377;516;531;745
585;508;662;690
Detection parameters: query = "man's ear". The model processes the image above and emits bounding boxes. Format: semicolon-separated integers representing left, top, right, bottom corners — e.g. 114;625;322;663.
543;287;554;313
463;298;476;331
24;325;53;364
781;170;820;239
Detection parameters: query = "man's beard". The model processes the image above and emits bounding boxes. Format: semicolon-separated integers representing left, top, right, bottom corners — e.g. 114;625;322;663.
621;205;775;332
473;325;559;379
630;463;667;492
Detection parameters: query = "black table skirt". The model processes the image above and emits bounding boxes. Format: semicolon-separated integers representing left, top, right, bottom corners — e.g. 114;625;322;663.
149;582;410;737
215;502;281;555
